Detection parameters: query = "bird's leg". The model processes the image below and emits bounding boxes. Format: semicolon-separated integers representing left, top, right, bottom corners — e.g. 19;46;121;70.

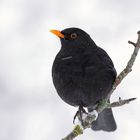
79;106;83;125
73;106;88;126
80;107;88;115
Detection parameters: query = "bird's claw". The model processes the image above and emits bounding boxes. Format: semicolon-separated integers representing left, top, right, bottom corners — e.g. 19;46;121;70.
73;110;79;124
73;106;88;126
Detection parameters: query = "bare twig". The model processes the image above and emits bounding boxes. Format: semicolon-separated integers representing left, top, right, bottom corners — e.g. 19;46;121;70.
107;31;140;99
62;31;140;140
128;41;136;47
109;97;137;108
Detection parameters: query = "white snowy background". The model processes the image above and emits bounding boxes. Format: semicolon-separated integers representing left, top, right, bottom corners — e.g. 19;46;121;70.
0;0;140;140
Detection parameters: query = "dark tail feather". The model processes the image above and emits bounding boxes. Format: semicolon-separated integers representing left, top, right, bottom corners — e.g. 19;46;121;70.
88;108;117;132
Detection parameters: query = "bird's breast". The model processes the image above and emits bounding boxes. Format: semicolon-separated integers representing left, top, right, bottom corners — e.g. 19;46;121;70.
52;52;115;107
52;57;100;107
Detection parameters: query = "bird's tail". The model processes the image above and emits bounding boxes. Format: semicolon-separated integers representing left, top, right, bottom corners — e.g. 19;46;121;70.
88;107;117;132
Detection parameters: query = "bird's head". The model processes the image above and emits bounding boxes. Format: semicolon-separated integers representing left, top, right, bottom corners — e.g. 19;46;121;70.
50;27;96;49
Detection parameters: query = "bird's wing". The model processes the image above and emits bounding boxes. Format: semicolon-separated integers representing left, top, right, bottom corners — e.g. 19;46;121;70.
96;47;115;68
83;46;117;78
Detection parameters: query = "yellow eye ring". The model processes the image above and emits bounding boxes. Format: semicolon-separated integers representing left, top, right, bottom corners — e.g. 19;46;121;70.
70;33;77;39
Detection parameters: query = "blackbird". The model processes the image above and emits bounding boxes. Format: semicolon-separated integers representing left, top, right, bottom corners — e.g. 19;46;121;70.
50;27;117;131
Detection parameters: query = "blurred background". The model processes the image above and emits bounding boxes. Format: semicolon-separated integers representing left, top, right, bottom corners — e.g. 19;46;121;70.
0;0;140;140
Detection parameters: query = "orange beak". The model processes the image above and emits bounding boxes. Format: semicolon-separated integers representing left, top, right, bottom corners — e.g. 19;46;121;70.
50;29;65;38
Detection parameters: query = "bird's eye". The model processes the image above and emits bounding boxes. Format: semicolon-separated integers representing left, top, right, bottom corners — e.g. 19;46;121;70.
70;33;77;39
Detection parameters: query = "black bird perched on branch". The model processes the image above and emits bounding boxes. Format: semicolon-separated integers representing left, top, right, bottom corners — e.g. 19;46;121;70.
50;27;117;131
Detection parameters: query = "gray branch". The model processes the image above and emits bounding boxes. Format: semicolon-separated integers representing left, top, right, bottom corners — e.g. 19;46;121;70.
62;31;140;140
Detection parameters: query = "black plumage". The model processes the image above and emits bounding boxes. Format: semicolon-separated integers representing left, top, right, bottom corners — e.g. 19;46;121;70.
51;27;117;131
